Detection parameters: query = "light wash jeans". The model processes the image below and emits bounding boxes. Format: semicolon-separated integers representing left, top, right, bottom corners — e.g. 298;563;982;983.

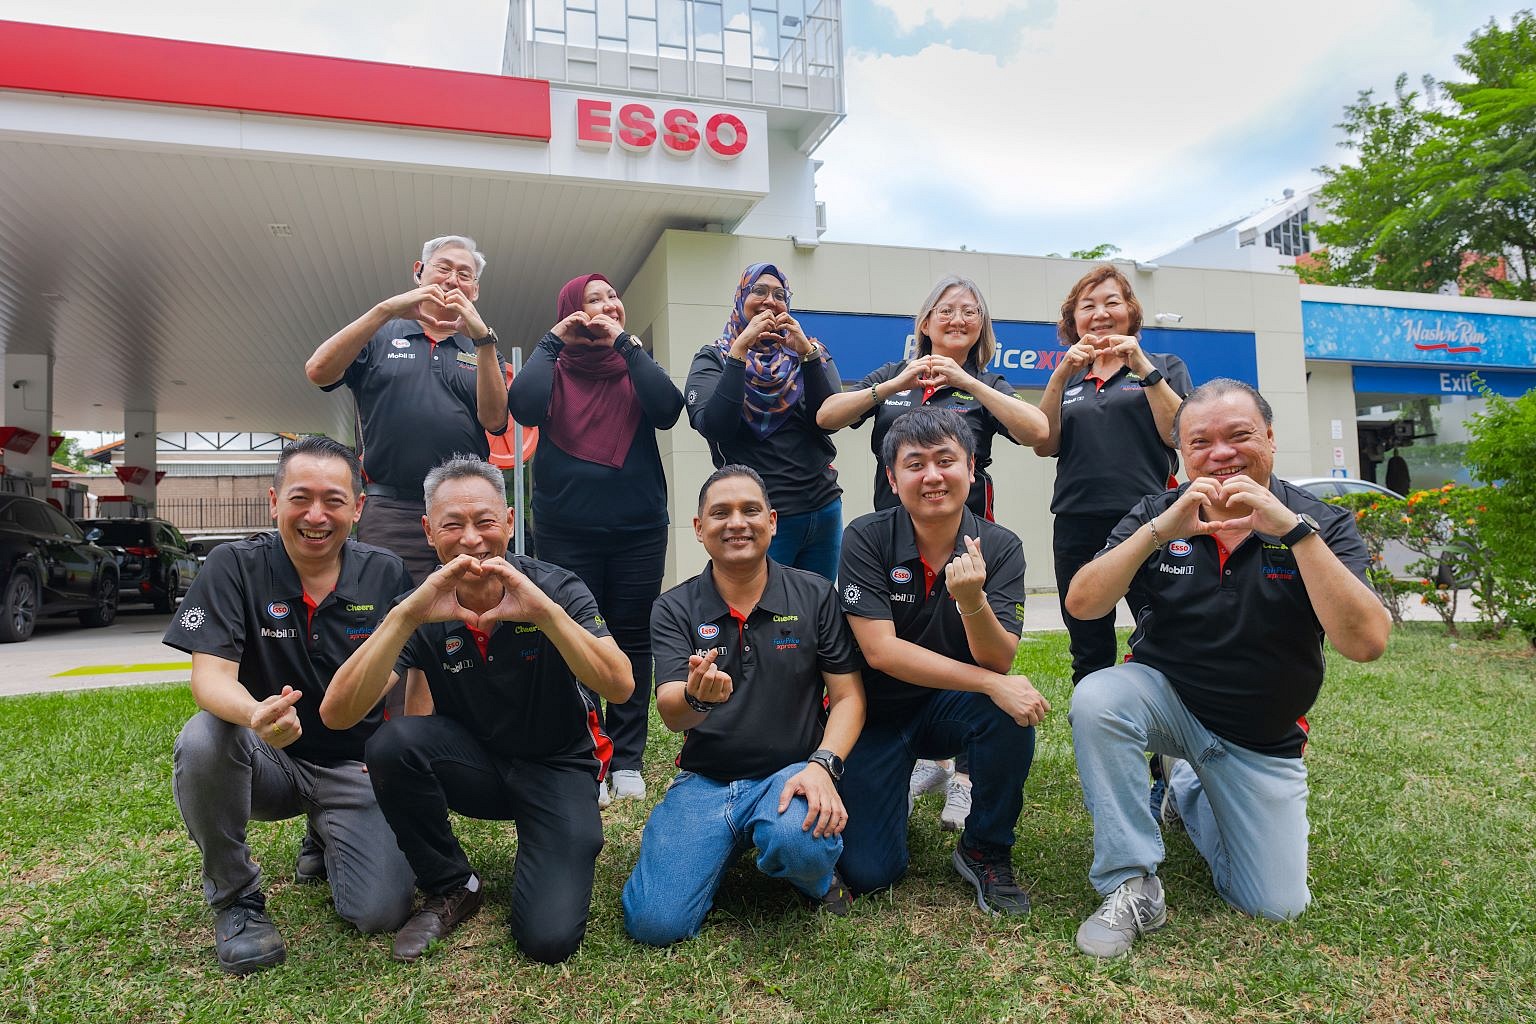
1069;662;1311;920
622;763;841;946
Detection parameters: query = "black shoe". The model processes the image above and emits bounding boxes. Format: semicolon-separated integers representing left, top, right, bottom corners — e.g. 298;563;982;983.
392;877;486;962
814;871;853;917
214;892;286;975
295;829;327;885
952;839;1031;917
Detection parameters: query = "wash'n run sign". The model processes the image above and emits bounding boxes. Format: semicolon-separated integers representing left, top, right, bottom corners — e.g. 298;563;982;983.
1302;300;1536;370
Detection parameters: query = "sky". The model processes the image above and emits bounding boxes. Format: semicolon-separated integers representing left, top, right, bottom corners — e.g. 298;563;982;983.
1;0;1522;260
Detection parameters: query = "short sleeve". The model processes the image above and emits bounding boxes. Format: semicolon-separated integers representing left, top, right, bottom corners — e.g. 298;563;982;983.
322;331;381;394
814;578;859;673
851;361;907;428
838;520;892;621
650;592;695;690
162;545;246;659
1317;502;1372;586
394;588;428;672
985;372;1021;445
548;568;611;638
1160;354;1193;400
980;531;1026;635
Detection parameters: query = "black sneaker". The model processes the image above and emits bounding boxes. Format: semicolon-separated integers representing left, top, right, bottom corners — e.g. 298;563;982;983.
214;892;286;975
294;828;327;885
814;871;853;917
952;839;1031;917
392;876;486;962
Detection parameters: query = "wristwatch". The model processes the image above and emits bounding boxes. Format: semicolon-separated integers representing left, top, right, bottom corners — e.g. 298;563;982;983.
1136;368;1164;388
808;748;844;783
1279;512;1320;547
473;327;499;348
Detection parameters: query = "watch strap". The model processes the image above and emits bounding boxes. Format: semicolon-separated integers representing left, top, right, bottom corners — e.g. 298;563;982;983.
1279;516;1317;547
1137;368;1164;388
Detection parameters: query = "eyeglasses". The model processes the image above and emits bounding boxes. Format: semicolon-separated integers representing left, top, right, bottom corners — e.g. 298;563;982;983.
425;260;477;284
933;305;982;322
748;283;791;304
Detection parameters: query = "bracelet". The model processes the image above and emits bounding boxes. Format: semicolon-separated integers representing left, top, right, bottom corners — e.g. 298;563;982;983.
959;594;988;616
684;692;720;714
1148;519;1163;550
869;384;882;407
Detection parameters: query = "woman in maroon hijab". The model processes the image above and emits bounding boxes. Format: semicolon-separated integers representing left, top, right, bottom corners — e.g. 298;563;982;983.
508;273;685;806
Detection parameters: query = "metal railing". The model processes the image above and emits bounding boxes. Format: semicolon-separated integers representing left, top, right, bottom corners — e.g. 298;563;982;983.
156;498;271;532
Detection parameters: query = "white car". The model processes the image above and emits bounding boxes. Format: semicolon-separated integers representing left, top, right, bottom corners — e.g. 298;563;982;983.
1290;476;1467;585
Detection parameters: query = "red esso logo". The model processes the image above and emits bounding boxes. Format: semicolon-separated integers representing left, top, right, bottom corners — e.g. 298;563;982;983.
576;99;748;161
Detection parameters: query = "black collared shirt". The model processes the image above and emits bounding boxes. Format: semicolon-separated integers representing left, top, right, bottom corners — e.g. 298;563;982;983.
652;559;857;782
163;533;412;765
851;360;1018;518
1102;476;1371;757
684;347;843;517
398;555;613;776
839;508;1026;719
321;318;507;492
1049;352;1192;517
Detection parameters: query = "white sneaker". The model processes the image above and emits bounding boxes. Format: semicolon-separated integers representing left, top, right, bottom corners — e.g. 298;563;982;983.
940;776;972;832
1157;755;1184;831
908;759;954;813
597;777;613;809
612;769;646;801
1075;875;1167;958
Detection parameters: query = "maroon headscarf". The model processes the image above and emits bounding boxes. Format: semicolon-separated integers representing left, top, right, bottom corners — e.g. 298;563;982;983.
545;273;643;469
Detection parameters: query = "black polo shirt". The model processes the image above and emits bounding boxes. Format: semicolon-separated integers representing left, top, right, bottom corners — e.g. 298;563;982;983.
398;555;613;777
684;347;843;517
321;318;507;492
651;559;857;782
851;359;1019;517
163;533;413;766
1102;476;1371;758
1049;352;1191;517
839;508;1026;720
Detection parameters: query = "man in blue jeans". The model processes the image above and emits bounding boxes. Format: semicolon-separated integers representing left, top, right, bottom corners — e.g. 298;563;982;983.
837;408;1049;915
1066;379;1390;957
623;465;865;944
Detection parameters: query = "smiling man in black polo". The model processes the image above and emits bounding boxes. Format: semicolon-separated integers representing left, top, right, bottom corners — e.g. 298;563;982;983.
321;455;633;965
165;435;415;975
837;407;1049;916
622;464;864;944
1066;378;1390;959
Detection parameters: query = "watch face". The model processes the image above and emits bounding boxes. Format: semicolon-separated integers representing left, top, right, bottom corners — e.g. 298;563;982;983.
1300;513;1319;531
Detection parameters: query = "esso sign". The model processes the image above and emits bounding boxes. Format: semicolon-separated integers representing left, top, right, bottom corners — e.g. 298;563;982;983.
576;99;748;161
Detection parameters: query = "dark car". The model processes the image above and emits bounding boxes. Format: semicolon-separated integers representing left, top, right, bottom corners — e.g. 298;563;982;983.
0;494;120;642
76;517;200;612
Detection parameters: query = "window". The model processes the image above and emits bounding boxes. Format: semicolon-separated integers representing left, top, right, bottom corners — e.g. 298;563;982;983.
1265;210;1313;257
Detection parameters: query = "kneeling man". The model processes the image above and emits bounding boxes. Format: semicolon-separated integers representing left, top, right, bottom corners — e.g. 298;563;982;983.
623;465;864;944
1066;378;1390;957
165;435;415;974
322;456;633;964
838;408;1049;915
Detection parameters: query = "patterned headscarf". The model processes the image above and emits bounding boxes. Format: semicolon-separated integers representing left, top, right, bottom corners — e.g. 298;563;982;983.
713;262;803;440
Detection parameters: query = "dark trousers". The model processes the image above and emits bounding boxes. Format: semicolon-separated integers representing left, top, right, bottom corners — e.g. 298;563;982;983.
357;496;437;720
1054;513;1151;685
837;691;1036;895
534;524;667;772
365;716;604;964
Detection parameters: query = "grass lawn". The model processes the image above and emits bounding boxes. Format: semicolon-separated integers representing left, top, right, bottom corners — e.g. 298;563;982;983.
2;624;1533;1023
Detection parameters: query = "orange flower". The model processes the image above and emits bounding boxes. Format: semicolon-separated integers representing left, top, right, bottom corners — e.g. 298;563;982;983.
1466;517;1477;525
1441;484;1454;492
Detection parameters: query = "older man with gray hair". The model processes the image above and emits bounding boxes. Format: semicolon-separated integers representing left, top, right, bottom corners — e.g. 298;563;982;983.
306;235;509;586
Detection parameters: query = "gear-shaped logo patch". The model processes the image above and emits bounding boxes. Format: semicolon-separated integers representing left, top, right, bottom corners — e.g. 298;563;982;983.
843;584;862;605
180;606;207;631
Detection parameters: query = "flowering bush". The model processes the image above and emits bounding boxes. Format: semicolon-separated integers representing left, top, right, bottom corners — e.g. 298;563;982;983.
1328;491;1411;623
1464;384;1536;647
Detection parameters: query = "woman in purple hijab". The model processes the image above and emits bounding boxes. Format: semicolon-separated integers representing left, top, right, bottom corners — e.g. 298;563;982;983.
683;262;845;580
508;273;684;806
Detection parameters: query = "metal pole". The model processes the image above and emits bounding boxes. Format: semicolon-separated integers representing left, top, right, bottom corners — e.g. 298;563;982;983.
510;345;526;555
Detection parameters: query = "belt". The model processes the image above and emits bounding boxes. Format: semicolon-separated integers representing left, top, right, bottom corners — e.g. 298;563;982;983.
363;483;401;499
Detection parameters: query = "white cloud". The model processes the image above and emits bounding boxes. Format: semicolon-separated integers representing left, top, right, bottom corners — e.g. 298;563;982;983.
872;0;1026;31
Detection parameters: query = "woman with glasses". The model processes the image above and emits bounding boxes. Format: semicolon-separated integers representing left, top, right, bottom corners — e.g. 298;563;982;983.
1034;264;1191;685
685;262;844;580
817;274;1048;520
508;273;685;807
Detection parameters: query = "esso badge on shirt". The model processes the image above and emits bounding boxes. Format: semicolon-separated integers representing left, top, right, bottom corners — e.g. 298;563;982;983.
445;636;463;656
1167;540;1193;557
890;566;913;584
391;338;411;349
267;602;290;619
697;623;720;640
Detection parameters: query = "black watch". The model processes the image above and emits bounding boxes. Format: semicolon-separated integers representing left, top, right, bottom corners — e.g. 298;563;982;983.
473;327;499;348
1279;513;1320;547
808;748;844;783
684;692;720;714
1136;368;1164;389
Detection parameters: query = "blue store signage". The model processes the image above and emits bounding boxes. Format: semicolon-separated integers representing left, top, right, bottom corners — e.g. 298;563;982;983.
795;311;1258;389
1352;364;1535;399
1303;301;1536;369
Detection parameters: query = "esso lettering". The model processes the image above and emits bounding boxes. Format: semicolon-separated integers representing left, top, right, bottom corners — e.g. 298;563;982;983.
576;99;748;160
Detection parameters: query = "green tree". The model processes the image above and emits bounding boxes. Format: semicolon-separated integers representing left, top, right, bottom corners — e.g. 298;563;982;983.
1046;243;1121;260
49;434;103;474
1463;384;1536;645
1301;12;1536;300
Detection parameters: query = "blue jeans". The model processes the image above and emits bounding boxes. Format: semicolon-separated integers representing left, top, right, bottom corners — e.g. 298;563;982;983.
837;691;1036;895
1069;662;1311;919
622;764;841;946
768;497;842;581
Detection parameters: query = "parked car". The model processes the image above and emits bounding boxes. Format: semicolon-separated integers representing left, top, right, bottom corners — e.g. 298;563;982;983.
185;533;251;563
1291;476;1469;586
0;494;120;642
76;517;199;612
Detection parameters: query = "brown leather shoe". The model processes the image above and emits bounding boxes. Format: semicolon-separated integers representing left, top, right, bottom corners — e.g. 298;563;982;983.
391;878;485;962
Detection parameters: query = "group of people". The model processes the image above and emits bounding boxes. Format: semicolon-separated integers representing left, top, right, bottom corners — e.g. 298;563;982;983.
165;234;1391;977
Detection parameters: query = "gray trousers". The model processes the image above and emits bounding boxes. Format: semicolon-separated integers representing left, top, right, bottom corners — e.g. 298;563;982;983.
172;711;415;934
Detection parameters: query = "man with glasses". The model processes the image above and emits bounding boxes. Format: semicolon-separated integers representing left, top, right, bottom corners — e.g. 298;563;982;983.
306;235;509;587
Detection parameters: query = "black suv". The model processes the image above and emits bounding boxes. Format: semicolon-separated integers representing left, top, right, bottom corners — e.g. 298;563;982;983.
75;517;199;613
0;494;120;642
